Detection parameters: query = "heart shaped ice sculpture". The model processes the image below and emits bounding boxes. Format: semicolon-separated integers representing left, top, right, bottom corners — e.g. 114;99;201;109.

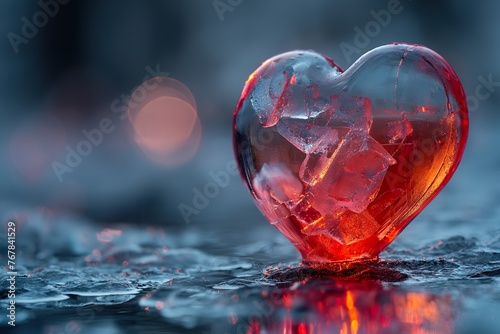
233;43;468;263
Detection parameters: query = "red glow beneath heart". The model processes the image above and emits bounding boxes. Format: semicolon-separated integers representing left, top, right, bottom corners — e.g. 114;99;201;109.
233;44;468;263
243;280;454;333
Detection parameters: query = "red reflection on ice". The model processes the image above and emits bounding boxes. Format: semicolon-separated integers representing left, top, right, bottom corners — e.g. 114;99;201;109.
128;77;201;166
243;280;454;334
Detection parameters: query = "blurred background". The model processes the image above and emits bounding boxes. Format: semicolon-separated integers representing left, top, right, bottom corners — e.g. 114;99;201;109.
0;0;498;229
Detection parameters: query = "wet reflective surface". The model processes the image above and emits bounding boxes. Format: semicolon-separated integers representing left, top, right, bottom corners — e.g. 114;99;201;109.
1;121;499;334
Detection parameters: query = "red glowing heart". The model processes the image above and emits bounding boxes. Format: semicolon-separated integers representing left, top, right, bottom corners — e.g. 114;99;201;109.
233;43;468;263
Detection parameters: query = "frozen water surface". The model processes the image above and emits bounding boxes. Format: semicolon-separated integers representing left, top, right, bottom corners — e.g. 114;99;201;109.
1;120;499;334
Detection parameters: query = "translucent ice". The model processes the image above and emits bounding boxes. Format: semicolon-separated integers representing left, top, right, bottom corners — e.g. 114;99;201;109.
234;44;469;262
252;164;303;222
302;209;379;245
277;118;340;154
330;136;397;213
329;95;372;131
250;72;290;127
386;118;414;143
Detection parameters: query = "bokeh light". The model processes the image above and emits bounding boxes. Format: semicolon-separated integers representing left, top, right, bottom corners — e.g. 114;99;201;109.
128;77;201;166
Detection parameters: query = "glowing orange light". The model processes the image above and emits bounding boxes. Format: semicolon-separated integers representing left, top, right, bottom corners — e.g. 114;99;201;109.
345;290;359;334
241;281;454;334
133;96;197;149
340;322;348;334
395;292;442;326
245;72;257;87
128;77;201;166
414;105;440;114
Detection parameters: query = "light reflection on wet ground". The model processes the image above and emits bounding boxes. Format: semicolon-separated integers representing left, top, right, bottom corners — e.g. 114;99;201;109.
0;212;499;333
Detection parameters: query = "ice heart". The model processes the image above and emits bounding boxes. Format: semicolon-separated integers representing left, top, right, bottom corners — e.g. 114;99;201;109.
233;43;468;263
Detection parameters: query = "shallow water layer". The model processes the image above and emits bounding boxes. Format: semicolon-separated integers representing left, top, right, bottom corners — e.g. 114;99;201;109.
0;213;499;334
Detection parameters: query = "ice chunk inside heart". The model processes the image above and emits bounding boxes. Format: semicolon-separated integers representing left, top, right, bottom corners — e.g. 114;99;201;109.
233;44;468;263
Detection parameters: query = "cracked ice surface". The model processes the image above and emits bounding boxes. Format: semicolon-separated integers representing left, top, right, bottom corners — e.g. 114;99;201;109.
250;72;289;127
252;164;303;223
386;118;414;143
250;51;340;128
298;125;396;244
302;209;380;246
278;95;372;158
329;95;373;131
277;118;340;154
306;132;396;214
248;53;399;245
329;135;397;213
